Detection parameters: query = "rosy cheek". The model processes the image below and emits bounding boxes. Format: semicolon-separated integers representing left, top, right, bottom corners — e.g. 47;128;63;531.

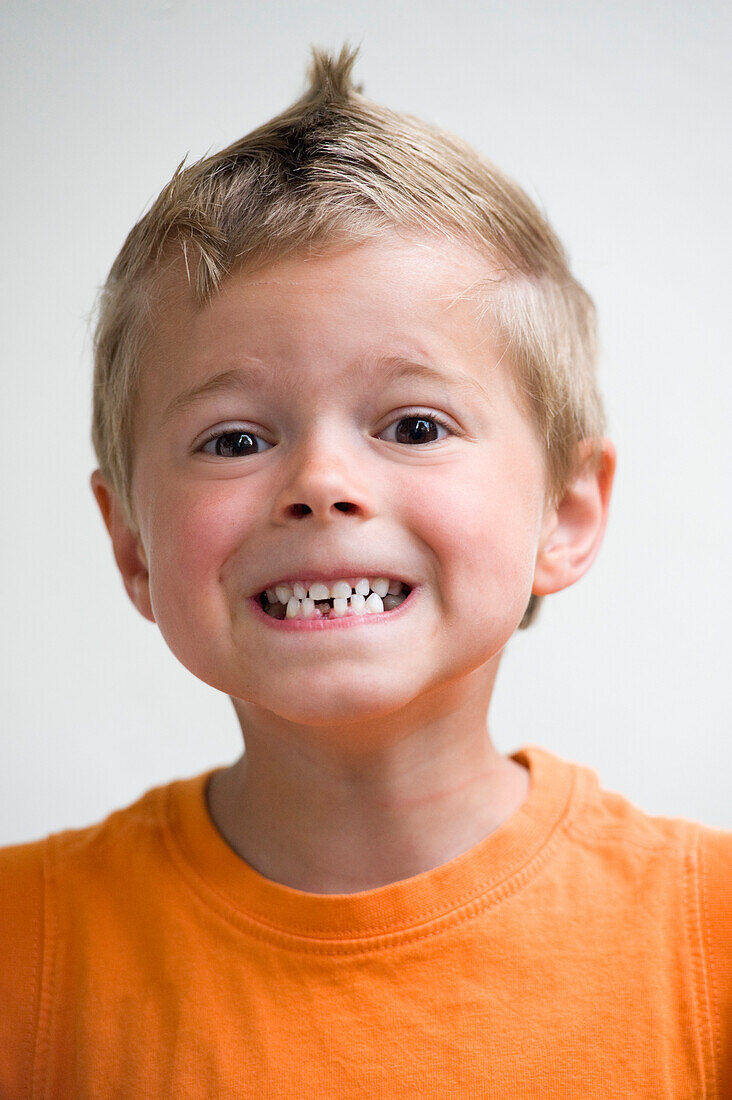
405;468;537;599
150;485;250;603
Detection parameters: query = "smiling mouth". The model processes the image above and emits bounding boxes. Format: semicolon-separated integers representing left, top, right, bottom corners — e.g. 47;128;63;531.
258;578;412;621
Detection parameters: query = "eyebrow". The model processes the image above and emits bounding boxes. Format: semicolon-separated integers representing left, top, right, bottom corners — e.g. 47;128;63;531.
376;357;493;402
162;362;273;424
161;355;491;424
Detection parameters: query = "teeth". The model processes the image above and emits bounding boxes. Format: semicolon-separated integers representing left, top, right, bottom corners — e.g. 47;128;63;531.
365;592;384;614
330;580;352;599
262;576;410;620
350;593;366;616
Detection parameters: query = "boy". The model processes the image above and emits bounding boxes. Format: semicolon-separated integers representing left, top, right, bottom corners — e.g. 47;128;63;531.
2;45;730;1098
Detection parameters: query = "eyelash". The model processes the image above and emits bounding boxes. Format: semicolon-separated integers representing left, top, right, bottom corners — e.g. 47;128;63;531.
378;410;453;445
198;425;272;457
197;410;454;457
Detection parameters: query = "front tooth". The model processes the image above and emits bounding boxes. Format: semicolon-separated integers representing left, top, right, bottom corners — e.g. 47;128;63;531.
371;577;389;598
332;597;348;616
283;594;299;620
354;578;370;596
350;593;366;616
293;582;307;600
331;580;352;599
276;584;293;604
309;582;330;601
365;592;384;614
301;598;315;619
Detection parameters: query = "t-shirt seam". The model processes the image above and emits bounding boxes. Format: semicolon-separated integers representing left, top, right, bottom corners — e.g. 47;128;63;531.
158;769;576;953
160;826;565;955
697;825;721;1098
683;822;717;1098
20;842;45;1100
31;835;58;1100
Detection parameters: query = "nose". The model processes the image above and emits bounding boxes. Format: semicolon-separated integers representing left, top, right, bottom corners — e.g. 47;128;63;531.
271;436;376;525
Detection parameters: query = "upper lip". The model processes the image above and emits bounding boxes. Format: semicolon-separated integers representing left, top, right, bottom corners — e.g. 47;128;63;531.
250;567;414;597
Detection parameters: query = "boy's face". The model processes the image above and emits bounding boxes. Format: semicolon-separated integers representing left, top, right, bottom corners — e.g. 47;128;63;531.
116;235;559;728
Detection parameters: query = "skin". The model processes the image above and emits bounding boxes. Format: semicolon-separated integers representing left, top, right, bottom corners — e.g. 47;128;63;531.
92;234;615;894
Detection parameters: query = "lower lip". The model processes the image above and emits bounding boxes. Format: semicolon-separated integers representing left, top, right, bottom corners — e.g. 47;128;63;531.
247;588;418;631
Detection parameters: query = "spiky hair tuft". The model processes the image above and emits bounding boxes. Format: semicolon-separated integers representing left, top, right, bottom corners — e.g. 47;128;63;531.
305;43;363;103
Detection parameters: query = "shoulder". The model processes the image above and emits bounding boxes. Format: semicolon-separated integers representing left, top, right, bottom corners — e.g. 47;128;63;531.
0;774;198;1097
696;823;732;1094
0;835;47;982
696;821;732;980
688;821;732;975
547;746;730;858
0;837;47;1098
696;818;732;891
560;750;732;1093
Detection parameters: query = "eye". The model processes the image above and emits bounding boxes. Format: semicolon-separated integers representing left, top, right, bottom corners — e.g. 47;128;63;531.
378;413;452;445
198;427;273;458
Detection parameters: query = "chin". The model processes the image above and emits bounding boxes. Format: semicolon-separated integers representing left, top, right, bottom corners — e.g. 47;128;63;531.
252;674;421;728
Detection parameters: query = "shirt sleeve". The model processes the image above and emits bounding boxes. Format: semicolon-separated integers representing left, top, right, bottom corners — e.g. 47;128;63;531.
0;838;46;1100
698;824;732;1099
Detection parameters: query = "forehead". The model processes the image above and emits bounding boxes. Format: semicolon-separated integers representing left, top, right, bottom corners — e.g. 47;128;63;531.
140;234;511;408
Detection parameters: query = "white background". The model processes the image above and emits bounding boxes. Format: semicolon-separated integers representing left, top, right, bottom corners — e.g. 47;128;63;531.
1;0;730;844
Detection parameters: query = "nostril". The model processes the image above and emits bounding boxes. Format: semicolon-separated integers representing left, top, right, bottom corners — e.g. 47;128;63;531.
286;501;358;518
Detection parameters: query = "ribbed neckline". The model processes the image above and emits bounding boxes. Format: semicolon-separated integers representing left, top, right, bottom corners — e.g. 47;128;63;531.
165;744;577;942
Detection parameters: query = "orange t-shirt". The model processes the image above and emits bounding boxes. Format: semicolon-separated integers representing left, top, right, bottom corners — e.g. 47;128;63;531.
1;745;731;1098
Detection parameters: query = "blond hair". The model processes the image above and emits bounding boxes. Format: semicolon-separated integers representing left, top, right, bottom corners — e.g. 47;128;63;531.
92;45;606;628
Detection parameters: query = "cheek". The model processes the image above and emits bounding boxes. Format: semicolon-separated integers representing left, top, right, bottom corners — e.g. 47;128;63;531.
145;485;253;629
404;465;541;609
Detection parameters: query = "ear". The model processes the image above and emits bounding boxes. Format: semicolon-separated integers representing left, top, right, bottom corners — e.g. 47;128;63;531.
90;470;156;623
532;438;616;597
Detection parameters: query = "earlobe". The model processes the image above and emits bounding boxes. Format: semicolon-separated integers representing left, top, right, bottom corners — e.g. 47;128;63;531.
90;470;156;623
532;439;616;597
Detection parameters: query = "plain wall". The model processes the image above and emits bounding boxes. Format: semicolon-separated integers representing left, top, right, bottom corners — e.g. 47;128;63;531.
1;0;730;844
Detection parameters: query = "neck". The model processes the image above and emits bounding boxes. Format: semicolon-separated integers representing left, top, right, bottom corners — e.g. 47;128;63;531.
207;670;530;894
